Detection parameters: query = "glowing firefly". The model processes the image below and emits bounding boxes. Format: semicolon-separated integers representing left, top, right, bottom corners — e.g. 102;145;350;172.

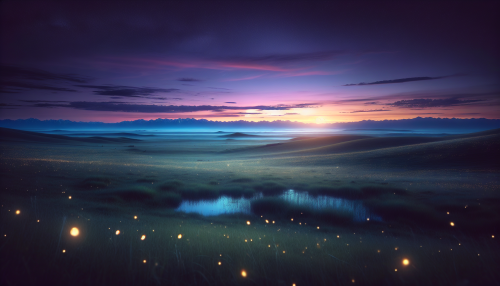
70;227;79;236
241;270;247;278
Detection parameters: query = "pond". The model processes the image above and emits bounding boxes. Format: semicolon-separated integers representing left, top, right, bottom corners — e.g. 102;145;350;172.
176;189;381;221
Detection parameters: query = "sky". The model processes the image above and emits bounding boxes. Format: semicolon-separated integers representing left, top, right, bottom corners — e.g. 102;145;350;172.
1;1;499;123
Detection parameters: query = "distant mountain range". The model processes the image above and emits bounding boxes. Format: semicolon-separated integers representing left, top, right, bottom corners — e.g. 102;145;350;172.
0;117;499;132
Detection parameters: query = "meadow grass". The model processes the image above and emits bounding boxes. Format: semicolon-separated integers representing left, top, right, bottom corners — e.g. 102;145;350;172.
78;176;112;189
1;138;499;285
2;199;499;286
250;197;354;226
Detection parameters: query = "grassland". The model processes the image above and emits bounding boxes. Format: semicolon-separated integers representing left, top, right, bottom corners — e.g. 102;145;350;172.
1;127;499;285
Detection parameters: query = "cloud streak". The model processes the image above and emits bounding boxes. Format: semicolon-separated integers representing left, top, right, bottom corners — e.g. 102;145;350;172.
340;109;392;113
222;50;344;65
1;65;91;83
389;98;483;108
31;102;319;113
177;78;203;82
1;81;78;93
343;75;461;86
75;84;179;98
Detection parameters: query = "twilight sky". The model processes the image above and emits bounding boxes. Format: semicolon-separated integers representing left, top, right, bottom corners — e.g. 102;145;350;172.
1;1;499;123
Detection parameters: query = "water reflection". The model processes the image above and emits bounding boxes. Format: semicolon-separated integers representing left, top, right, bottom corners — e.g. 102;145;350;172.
177;196;254;216
176;189;380;221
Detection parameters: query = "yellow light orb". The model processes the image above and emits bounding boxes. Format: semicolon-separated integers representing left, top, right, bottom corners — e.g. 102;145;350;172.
143;260;146;263
15;210;20;215
265;220;269;223
402;258;410;266
134;216;137;219
317;226;320;229
68;196;72;199
70;227;79;236
291;218;294;221
450;222;455;227
218;261;221;265
241;270;247;278
116;230;120;235
141;234;146;240
62;249;66;253
246;221;251;225
178;234;182;239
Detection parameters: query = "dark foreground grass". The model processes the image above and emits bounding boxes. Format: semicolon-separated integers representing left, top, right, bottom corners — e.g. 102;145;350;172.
78;176;112;189
251;197;354;226
306;185;408;200
1;198;499;286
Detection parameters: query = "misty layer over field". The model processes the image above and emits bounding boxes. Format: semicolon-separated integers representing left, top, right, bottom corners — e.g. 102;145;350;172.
1;127;499;285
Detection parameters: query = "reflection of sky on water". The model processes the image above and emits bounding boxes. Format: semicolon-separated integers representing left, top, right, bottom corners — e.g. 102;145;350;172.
176;189;380;221
280;190;381;222
176;196;256;216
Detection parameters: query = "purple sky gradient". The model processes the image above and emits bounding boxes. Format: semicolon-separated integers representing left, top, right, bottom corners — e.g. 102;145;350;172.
1;2;499;123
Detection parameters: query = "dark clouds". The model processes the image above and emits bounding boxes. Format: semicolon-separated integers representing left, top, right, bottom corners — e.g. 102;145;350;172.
389;98;483;108
0;103;22;109
1;81;78;93
1;65;90;93
1;65;90;83
30;102;319;113
75;85;179;98
223;50;345;65
19;100;69;103
343;75;457;86
177;78;203;82
340;109;391;113
3;2;496;64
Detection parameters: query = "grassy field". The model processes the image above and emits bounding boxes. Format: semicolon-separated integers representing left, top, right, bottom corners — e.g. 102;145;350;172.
1;128;499;285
